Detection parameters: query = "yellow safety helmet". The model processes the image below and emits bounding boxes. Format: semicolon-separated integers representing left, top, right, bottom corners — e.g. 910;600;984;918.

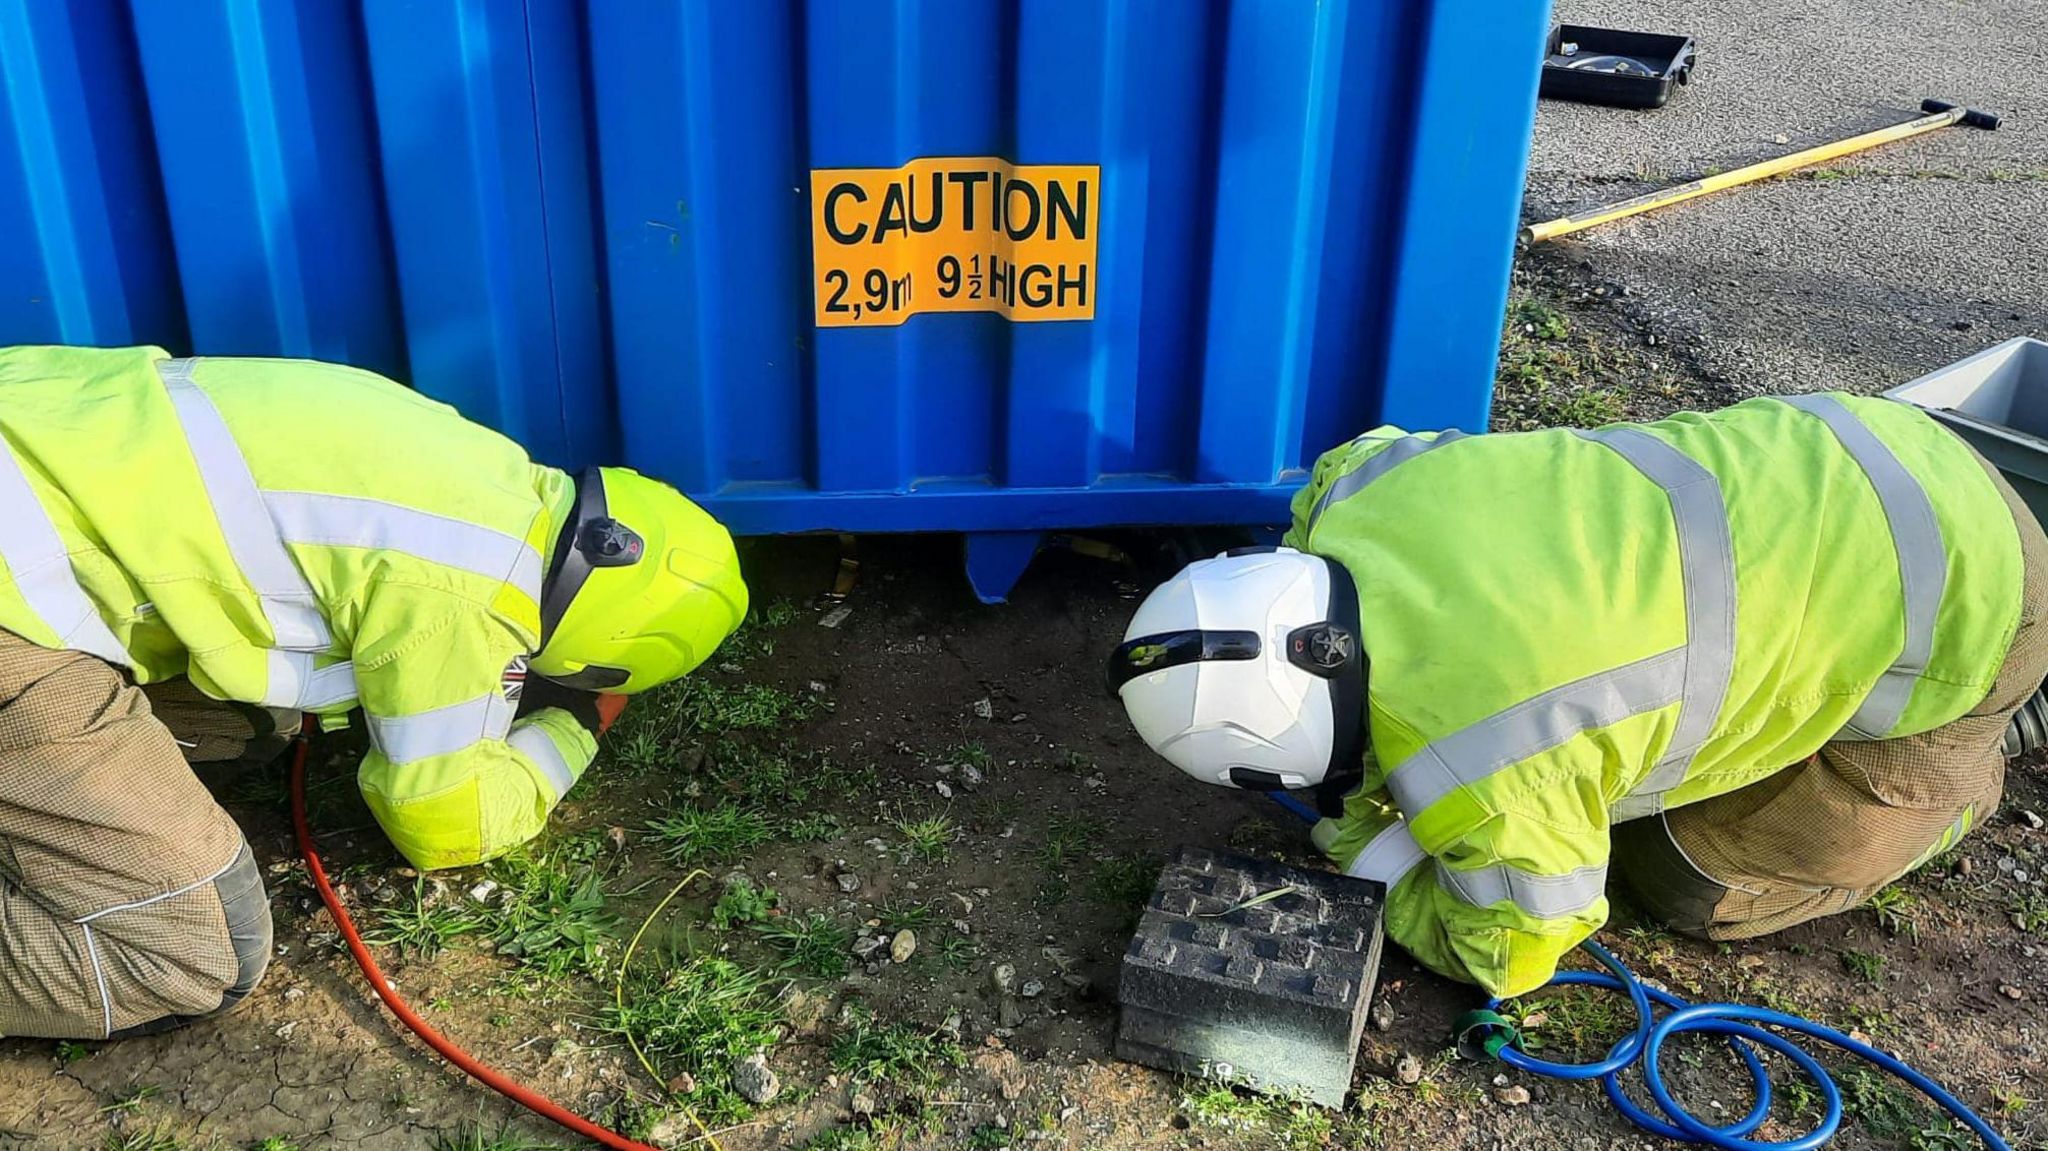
532;467;748;694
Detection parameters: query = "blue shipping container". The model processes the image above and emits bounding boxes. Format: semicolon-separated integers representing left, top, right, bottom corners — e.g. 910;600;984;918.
1;0;1550;600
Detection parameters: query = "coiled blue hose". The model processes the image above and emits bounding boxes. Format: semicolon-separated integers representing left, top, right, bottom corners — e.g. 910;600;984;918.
1472;940;2010;1150
1262;794;2011;1149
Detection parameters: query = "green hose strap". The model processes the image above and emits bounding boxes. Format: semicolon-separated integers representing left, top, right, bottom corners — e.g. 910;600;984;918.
1453;1008;1518;1062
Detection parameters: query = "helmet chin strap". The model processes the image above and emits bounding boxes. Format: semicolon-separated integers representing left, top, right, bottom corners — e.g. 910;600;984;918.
1312;557;1368;817
539;468;609;651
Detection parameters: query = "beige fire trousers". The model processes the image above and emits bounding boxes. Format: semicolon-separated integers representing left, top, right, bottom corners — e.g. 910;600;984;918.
0;630;281;1039
1616;453;2048;940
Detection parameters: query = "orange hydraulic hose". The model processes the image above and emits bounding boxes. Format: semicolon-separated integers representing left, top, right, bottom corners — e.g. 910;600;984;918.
288;735;660;1151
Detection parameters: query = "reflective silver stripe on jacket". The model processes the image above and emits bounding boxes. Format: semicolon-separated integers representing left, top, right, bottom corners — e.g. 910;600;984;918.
1436;859;1608;919
158;359;331;652
1385;647;1687;820
264;651;359;710
1579;428;1739;820
509;726;576;800
1344;820;1428;888
1306;431;1467;536
0;441;131;666
1779;395;1947;739
266;491;544;599
367;691;516;765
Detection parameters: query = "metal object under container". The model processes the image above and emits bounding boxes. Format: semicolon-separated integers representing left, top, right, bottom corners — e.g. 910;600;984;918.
1886;338;2048;529
1117;845;1384;1108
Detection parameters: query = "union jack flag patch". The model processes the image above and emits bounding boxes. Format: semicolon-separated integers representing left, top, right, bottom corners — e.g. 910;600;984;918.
502;655;529;702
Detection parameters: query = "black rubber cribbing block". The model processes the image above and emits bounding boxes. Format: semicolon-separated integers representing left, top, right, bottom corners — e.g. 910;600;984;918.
1115;845;1384;1108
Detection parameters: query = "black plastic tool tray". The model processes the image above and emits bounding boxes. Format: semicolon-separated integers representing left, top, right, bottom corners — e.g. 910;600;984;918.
1542;24;1696;110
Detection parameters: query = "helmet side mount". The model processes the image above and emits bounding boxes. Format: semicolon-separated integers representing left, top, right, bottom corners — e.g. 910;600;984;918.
537;468;645;690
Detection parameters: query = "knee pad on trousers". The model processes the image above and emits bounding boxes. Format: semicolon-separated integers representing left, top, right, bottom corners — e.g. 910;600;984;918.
107;843;273;1040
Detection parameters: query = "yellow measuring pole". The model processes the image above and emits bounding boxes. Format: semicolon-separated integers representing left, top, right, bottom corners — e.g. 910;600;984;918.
1523;102;1989;245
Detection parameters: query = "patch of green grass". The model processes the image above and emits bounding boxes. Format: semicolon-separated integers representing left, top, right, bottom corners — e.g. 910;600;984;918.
1842;1068;1975;1150
891;808;956;864
594;955;786;1126
783;812;843;842
729;598;800;658
1493;293;1649;431
676;680;811;734
102;1128;184;1151
1179;1083;1332;1151
966;1125;1010;1149
645;803;773;866
1511;298;1569;342
609;727;673;775
365;880;483;959
484;843;619;976
702;742;877;811
1505;982;1640;1060
1866;885;1921;939
2012;891;2048;935
1840;948;1886;982
1092;853;1160;910
757;912;852;977
877;899;937;934
428;1125;568;1151
829;1005;966;1095
928;742;993;771
712;876;779;931
55;1039;90;1066
937;934;980;971
1038;814;1102;872
98;1086;163;1116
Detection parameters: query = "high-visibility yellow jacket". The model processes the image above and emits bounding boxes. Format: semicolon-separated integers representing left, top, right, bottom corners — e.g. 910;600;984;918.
1291;395;2024;997
0;345;598;869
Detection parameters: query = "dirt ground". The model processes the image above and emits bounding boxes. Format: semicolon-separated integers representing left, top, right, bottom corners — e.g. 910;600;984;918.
5;266;2048;1151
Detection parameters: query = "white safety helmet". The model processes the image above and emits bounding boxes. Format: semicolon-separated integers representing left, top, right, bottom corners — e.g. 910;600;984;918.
1107;547;1367;813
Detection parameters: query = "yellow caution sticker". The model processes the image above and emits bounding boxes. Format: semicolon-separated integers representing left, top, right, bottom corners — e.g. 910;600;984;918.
810;157;1098;327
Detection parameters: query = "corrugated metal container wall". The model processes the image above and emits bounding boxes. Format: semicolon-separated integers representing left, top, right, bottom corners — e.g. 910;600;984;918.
1;0;1550;599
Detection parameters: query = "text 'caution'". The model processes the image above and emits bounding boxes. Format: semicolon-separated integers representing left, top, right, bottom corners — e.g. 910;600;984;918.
810;157;1099;327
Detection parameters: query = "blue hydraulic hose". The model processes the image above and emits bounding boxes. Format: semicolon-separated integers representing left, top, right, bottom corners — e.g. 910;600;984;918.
1260;794;2011;1149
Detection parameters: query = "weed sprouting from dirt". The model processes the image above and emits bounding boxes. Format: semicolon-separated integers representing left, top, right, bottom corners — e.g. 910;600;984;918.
711;876;779;930
1505;982;1639;1060
1178;1082;1333;1150
1867;884;1922;939
757;911;853;977
1093;853;1161;910
101;1128;185;1151
2012;891;2048;935
1840;948;1886;982
829;1004;965;1094
1033;813;1105;908
876;899;937;935
365;880;482;958
1493;293;1670;430
677;680;811;734
484;839;620;976
937;933;980;971
891;808;956;864
595;955;786;1125
783;812;843;842
55;1039;90;1066
249;1138;305;1151
1038;813;1102;871
1841;1068;1976;1150
97;1086;163;1117
428;1124;567;1151
646;803;773;865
